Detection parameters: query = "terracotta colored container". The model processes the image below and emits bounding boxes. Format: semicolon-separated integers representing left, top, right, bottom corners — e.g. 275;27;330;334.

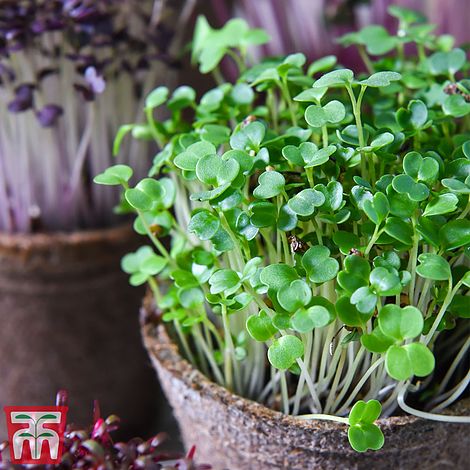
0;225;157;440
143;321;469;470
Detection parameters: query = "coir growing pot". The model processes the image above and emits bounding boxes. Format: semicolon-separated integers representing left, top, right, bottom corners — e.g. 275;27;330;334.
142;318;469;470
0;225;157;439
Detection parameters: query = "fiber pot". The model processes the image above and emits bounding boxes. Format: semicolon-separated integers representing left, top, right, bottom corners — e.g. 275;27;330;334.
0;225;157;440
142;319;469;470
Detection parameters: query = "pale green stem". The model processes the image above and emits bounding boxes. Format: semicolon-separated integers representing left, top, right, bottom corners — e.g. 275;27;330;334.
321;126;328;148
408;217;419;305
357;45;374;74
346;84;367;179
305;167;314;187
193;327;225;386
226;48;246;73
336;358;384;414
457;195;470;219
280;371;290;414
297;414;349;424
136;208;173;263
364;226;383;256
221;303;242;393
296;358;322;412
279;79;298;126
145;107;164;148
423;279;462;345
417;278;433;312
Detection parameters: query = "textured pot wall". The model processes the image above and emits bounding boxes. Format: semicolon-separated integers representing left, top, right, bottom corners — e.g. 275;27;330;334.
143;323;469;470
0;226;157;440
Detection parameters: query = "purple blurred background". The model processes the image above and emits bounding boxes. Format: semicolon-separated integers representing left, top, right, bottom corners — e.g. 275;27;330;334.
211;0;469;61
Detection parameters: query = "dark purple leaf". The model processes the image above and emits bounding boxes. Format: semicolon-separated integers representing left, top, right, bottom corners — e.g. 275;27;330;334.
137;57;150;70
37;67;58;81
7;97;30;112
0;63;15;82
15;83;35;100
73;83;95;101
36;104;63;127
7;84;34;112
63;1;107;24
31;19;64;34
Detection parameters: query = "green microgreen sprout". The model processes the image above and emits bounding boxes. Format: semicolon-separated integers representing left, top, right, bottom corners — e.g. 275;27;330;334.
95;7;470;453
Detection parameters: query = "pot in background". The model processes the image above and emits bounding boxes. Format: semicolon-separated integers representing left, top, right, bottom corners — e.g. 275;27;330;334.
0;225;157;440
143;320;469;470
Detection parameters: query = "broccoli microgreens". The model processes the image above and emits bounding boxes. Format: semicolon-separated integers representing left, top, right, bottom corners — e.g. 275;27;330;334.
96;6;470;452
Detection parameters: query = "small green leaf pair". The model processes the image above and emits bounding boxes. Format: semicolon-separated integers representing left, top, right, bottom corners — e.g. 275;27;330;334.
196;154;240;187
253;171;285;199
302;246;339;283
349;267;402;314
361;304;435;381
125;178;166;211
288;189;325;216
363;192;389;225
188;210;235;253
386;343;435;381
396;100;429;130
314;181;343;212
427;48;466;76
339;25;398;55
209;269;241;296
305;100;346;127
347;400;384;452
337;255;370;294
268;335;304;370
246;310;277;342
93;164;133;186
173;141;216;171
392;151;439;202
230;121;266;152
282;142;335;168
121;246;167;286
188;210;220;240
416;253;451;281
192;16;269;73
290;303;334;333
313;68;400;89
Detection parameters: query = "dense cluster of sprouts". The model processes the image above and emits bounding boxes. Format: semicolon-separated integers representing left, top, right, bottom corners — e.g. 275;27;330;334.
96;7;470;452
0;0;195;232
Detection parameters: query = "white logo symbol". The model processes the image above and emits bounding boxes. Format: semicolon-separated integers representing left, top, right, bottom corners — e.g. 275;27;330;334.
11;411;61;460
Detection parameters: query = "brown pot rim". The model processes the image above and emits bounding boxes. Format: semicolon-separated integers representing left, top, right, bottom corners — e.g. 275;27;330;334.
0;223;134;250
142;321;436;432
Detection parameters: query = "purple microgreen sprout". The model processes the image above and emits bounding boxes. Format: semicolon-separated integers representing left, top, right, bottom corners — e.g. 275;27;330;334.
0;0;196;233
0;391;209;469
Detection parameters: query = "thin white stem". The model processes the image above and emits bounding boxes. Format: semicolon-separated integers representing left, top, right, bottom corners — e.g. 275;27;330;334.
296;358;322;412
437;337;470;395
398;385;470;423
337;358;384;415
297;414;349;424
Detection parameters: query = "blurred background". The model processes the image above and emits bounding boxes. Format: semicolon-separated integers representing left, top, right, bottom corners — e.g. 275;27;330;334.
210;0;469;59
0;0;468;453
